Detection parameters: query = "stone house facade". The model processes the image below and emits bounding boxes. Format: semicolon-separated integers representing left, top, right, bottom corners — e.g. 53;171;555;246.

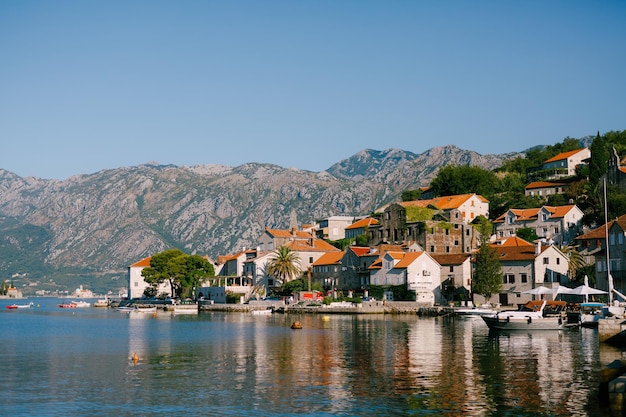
492;204;584;246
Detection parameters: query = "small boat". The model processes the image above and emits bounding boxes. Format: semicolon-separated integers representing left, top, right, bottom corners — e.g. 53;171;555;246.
6;302;34;309
482;300;569;331
94;298;110;308
132;306;157;314
73;300;91;308
251;308;273;316
59;302;77;308
455;306;496;317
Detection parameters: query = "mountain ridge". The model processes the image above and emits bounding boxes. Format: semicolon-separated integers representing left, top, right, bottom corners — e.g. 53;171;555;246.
0;144;522;293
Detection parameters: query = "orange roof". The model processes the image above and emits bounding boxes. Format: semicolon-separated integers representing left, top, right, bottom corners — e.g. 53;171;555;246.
400;193;487;211
394;252;424;268
544;148;586;163
430;253;471;265
312;251;345;266
496;236;534;247
525;181;565;190
285;238;341;252
265;228;313;239
577;213;626;240
345;217;379;230
348;246;371;256
131;256;151;267
491;245;541;261
493;205;576;223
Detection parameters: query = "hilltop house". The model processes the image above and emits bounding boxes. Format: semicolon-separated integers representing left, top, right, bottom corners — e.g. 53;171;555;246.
492;204;584;246
529;148;590;181
369;250;441;305
474;237;570;307
524;181;570;198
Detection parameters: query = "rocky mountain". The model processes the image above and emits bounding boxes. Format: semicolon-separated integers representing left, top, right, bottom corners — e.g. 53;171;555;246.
0;145;521;293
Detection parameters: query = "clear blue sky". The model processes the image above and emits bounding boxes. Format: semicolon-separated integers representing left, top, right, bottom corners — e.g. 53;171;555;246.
1;1;625;179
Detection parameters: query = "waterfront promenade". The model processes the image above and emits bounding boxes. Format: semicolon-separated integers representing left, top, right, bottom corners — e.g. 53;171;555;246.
200;299;457;316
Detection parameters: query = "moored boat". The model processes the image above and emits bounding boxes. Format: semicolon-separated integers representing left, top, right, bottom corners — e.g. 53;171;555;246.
481;300;569;331
59;301;77;308
73;300;91;308
94;298;110;308
6;302;34;309
455;306;496;317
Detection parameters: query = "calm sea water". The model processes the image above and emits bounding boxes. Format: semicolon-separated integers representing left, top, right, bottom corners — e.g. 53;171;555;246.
0;298;620;416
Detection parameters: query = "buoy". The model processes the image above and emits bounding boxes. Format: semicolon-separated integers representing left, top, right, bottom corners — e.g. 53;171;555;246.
291;321;302;329
132;352;139;364
152;312;157;318
322;315;330;322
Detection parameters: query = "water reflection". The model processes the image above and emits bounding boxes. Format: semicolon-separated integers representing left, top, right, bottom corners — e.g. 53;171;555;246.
0;301;620;416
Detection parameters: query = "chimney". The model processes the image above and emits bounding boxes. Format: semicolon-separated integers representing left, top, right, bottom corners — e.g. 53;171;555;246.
535;241;541;255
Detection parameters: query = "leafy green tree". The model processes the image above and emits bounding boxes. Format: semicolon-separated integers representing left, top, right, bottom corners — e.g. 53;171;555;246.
141;249;187;298
266;246;302;286
281;278;322;295
471;221;502;302
516;227;538;243
546;193;567;206
430;165;499;198
355;233;369;246
182;255;215;299
590;131;608;186
401;189;422;201
141;249;214;299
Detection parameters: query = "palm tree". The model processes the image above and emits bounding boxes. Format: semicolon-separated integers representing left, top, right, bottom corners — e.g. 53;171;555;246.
266;246;302;286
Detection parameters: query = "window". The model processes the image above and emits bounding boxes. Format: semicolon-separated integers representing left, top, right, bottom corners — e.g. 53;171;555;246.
556;258;560;265
430;246;435;252
554;227;559;235
454;240;459;246
543;257;549;265
446;246;450;253
309;257;314;264
521;274;528;283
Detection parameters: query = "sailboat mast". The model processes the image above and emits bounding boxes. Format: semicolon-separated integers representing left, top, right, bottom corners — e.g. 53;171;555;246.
605;177;614;304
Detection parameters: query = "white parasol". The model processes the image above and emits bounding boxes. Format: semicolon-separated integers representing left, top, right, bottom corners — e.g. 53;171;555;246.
522;286;553;295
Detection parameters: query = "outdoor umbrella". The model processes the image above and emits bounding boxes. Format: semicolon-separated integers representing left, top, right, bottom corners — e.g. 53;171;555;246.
570;284;608;303
522;286;553;295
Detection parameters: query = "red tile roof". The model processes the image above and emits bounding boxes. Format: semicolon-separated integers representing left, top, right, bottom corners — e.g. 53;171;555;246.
394;252;424;268
400;193;488;210
544;148;586;163
131;256;151;267
345;217;379;230
312;251;345;266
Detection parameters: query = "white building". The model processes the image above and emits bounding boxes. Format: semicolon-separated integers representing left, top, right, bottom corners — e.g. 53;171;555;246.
127;256;171;300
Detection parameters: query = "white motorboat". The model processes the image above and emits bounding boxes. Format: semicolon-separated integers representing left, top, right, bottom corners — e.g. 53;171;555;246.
73;300;91;308
482;300;569;330
455;305;496;317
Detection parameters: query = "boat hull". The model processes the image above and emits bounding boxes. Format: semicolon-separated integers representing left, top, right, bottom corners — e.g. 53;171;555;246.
482;314;565;330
